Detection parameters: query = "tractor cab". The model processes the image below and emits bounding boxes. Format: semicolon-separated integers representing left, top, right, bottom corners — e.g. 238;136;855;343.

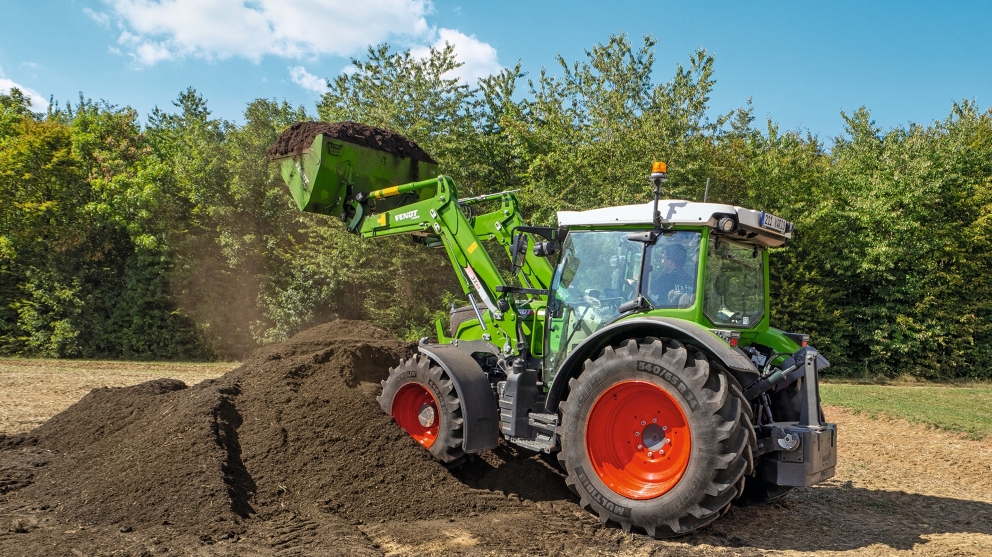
545;200;794;382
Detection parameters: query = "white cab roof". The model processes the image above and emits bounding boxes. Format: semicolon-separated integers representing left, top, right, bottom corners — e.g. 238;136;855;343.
557;200;792;248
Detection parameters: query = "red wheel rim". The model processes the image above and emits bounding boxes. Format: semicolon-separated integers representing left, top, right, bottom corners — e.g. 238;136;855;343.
586;380;691;499
392;383;440;448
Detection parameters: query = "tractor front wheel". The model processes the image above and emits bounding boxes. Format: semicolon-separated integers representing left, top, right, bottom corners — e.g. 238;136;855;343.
378;354;465;464
558;338;752;537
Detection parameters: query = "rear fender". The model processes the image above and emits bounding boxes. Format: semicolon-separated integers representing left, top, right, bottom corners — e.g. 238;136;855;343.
544;317;760;413
417;343;499;453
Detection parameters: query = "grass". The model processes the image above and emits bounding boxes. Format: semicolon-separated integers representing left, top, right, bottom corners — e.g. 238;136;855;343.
820;382;992;440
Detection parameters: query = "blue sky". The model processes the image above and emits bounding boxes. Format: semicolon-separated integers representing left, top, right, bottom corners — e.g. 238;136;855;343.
1;1;990;140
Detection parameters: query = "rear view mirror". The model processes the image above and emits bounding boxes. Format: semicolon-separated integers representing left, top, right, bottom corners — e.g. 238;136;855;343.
511;233;528;270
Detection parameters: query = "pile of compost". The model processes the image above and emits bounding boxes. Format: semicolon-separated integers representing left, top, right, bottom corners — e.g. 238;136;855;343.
0;320;505;543
267;121;437;163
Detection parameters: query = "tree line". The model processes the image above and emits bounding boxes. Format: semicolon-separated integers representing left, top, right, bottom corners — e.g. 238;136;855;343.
2;35;990;378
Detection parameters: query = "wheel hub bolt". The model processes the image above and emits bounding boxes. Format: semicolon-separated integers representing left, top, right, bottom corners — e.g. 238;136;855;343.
634;431;640;436
641;420;646;425
665;438;671;445
647;451;653;457
662;426;668;431
637;444;643;450
652;418;657;423
660;450;665;456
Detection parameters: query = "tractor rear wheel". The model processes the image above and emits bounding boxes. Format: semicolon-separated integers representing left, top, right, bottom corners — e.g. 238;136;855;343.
557;338;752;538
378;354;465;464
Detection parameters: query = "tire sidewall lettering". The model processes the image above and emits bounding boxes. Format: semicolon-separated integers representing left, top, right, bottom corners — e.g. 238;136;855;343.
635;360;700;412
576;465;632;518
426;377;446;412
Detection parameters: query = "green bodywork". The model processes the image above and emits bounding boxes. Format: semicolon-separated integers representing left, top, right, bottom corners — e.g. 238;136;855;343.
276;133;441;220
542;224;801;381
273;132;799;384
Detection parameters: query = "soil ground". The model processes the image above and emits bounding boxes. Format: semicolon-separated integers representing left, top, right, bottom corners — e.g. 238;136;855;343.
1;325;991;556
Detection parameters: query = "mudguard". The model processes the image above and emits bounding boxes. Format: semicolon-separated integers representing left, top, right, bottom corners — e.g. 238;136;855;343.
417;343;500;453
545;316;760;413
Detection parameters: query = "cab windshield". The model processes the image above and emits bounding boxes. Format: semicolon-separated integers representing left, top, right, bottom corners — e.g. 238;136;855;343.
545;230;700;377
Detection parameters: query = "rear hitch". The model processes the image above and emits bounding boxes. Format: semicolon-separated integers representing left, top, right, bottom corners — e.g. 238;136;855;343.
751;346;838;486
755;422;837;486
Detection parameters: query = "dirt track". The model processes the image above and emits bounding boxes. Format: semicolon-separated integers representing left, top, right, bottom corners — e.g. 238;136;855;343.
1;322;991;556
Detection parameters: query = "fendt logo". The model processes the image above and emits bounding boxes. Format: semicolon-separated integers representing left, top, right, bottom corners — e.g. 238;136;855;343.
395;210;419;222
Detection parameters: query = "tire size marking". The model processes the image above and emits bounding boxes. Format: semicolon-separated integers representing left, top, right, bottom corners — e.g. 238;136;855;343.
635;360;700;412
427;378;446;411
402;370;417;379
576;465;632;518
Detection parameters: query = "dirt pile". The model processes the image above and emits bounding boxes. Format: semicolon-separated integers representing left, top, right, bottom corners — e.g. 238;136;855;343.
0;320;506;542
267;121;437;163
15;377;249;537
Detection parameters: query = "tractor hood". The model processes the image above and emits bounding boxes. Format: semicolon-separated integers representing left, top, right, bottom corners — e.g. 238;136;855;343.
557;200;793;248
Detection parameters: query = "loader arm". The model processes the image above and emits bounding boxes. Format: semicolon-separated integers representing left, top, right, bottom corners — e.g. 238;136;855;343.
356;176;523;353
269;127;553;354
461;191;554;291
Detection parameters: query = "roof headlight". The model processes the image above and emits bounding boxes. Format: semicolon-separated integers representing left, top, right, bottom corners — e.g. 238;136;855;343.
717;216;736;233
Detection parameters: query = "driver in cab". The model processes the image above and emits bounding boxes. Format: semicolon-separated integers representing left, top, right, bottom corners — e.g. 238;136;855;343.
649;243;695;308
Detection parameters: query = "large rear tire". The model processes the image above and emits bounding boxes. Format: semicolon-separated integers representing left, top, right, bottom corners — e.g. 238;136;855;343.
557;338;752;538
378;354;465;464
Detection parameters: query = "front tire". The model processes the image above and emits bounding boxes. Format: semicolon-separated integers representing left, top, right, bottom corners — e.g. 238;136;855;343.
557;338;752;537
378;354;465;464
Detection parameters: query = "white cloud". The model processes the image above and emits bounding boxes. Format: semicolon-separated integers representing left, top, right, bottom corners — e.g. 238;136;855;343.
290;66;328;93
0;70;49;111
104;0;432;65
84;7;111;27
0;67;48;110
410;28;502;84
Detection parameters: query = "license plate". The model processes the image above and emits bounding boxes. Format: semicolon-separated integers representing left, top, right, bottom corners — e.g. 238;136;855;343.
761;212;788;233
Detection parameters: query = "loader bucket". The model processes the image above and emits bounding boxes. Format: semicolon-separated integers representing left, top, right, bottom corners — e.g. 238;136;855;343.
269;122;439;219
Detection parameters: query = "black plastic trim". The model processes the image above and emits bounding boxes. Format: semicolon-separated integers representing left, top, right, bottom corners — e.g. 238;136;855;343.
544;316;759;413
418;343;500;453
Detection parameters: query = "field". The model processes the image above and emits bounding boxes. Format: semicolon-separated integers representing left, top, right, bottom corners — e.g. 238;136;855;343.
0;358;238;434
2;344;992;556
821;382;992;440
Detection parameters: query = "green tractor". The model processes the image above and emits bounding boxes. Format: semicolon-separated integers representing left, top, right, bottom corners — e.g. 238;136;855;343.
271;123;837;537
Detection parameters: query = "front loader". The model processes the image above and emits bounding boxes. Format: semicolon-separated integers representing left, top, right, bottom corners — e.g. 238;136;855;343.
270;122;837;537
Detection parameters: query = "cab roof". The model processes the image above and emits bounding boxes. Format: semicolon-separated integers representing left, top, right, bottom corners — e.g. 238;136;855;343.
557;200;793;248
